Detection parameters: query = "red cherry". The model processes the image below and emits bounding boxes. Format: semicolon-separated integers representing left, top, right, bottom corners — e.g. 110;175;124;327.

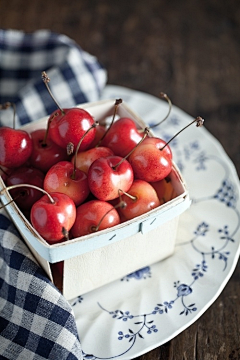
128;137;173;182
29;128;69;173
71;199;120;237
0;102;33;168
30;191;76;244
88;155;134;201
72;146;114;174
101;117;143;157
128;116;204;182
117;180;160;220
48;107;96;151
0;127;33;168
41;71;96;152
0;183;76;244
44;161;90;206
6;166;45;211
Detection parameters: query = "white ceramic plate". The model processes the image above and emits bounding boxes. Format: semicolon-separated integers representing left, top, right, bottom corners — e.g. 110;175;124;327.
71;85;240;360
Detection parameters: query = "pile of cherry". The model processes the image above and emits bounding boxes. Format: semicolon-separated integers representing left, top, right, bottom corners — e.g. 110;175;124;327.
0;72;204;245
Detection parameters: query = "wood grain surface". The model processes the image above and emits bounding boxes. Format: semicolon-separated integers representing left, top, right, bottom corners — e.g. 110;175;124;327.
1;1;239;359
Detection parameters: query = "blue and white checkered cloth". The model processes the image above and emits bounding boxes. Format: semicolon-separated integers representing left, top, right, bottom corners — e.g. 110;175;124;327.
0;29;107;127
0;29;107;360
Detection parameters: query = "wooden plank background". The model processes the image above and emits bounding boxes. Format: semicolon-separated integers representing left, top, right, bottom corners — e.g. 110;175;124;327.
0;1;239;359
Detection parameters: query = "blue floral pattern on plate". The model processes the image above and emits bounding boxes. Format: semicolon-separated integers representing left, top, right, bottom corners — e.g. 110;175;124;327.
71;85;240;360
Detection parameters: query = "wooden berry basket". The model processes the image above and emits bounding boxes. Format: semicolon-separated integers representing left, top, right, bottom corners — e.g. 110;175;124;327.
0;99;191;300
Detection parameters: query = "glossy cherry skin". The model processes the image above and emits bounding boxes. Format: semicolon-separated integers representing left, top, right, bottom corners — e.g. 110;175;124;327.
101;117;143;157
6;166;45;211
30;192;76;244
71;199;120;238
88;156;134;201
29;128;69;173
128;137;172;182
0;127;33;168
43;161;90;206
48;108;96;151
72;146;114;174
117;179;160;220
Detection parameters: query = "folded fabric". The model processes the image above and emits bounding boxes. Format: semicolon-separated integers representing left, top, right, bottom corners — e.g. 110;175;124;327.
0;212;83;360
0;29;107;360
0;29;107;127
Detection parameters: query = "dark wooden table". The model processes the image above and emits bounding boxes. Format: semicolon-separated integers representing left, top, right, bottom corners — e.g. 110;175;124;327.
1;1;239;359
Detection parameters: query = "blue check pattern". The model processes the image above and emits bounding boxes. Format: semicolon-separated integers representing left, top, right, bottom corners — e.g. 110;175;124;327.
0;29;107;359
0;29;107;126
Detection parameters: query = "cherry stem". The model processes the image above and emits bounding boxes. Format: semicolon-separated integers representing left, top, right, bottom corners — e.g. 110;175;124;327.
0;192;25;210
91;200;127;232
0;184;55;204
112;127;150;170
0;102;16;129
138;92;172;132
62;227;69;241
0;166;9;177
42;71;65;115
96;98;122;147
42;109;63;146
42;113;57;146
152;92;172;128
71;122;99;179
0;198;16;210
118;189;137;202
160;116;204;150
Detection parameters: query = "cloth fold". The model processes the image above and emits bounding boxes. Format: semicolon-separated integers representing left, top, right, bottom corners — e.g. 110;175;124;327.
0;29;107;126
0;29;107;360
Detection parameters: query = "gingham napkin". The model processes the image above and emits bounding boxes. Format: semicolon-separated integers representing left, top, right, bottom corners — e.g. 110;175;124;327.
0;29;106;127
0;29;107;360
